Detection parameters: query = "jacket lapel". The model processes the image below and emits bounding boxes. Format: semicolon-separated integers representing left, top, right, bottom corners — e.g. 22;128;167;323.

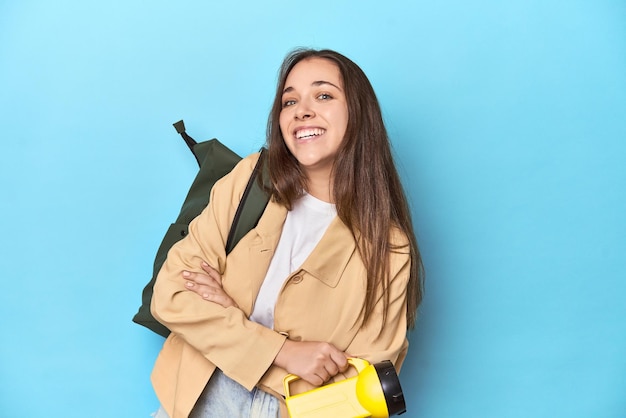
299;217;357;288
239;200;287;312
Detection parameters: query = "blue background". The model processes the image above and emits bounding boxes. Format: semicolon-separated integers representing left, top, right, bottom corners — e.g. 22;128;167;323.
1;1;625;417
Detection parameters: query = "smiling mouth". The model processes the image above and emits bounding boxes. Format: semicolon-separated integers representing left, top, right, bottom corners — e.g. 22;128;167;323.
295;128;326;140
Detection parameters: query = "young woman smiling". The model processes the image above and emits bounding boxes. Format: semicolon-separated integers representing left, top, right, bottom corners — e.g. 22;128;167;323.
150;48;424;418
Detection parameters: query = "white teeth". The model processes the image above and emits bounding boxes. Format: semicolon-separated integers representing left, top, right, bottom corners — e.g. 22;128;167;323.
295;128;325;139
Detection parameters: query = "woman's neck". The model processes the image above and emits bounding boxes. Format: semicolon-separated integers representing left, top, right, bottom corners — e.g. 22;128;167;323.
305;170;334;203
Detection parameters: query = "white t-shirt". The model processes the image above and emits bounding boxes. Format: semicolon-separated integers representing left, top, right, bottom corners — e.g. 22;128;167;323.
249;193;337;328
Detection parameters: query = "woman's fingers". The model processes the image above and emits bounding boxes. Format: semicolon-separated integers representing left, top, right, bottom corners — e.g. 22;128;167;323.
183;270;219;288
330;349;350;373
181;268;239;309
201;261;222;285
323;361;339;379
274;340;348;386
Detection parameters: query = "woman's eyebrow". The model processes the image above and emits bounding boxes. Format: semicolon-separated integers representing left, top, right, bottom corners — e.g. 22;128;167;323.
312;80;342;91
282;80;342;94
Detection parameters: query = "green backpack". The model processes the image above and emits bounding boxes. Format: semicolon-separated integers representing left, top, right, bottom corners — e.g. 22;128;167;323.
132;120;270;337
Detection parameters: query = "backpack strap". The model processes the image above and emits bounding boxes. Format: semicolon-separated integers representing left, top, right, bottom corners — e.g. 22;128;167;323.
226;149;270;254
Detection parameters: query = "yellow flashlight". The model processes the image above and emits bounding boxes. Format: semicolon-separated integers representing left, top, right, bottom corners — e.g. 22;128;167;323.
283;358;406;418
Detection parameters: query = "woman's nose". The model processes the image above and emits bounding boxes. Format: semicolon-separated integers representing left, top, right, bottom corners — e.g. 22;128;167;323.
295;100;315;120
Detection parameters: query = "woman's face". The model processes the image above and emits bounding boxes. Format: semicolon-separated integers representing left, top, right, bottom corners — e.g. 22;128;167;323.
279;57;349;179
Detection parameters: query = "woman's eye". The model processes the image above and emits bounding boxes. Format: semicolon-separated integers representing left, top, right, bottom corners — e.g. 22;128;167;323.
282;99;296;108
318;93;332;100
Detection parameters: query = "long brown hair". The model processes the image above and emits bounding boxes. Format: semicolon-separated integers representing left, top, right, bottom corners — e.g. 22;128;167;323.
265;48;424;329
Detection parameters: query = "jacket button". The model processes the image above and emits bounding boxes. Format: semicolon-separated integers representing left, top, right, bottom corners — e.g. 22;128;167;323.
291;274;303;284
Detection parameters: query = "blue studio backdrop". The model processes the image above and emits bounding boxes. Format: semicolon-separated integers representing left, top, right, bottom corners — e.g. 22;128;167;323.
1;1;625;417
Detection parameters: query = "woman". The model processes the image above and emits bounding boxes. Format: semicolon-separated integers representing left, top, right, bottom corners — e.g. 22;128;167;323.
151;48;424;418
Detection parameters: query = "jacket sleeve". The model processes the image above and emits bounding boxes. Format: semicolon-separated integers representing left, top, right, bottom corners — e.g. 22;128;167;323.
344;235;412;372
150;153;286;391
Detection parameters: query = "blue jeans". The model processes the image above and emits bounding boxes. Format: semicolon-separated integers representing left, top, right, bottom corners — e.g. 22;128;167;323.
153;368;279;418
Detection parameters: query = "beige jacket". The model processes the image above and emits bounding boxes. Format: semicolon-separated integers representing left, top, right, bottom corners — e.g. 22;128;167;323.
151;153;411;418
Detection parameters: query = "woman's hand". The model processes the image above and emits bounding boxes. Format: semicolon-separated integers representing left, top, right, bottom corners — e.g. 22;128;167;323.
182;262;239;309
274;340;349;386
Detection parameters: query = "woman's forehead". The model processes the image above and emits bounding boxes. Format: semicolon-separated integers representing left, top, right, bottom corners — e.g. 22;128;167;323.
284;57;343;89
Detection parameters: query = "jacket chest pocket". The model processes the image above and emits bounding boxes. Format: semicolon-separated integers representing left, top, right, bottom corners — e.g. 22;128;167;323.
274;270;364;342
